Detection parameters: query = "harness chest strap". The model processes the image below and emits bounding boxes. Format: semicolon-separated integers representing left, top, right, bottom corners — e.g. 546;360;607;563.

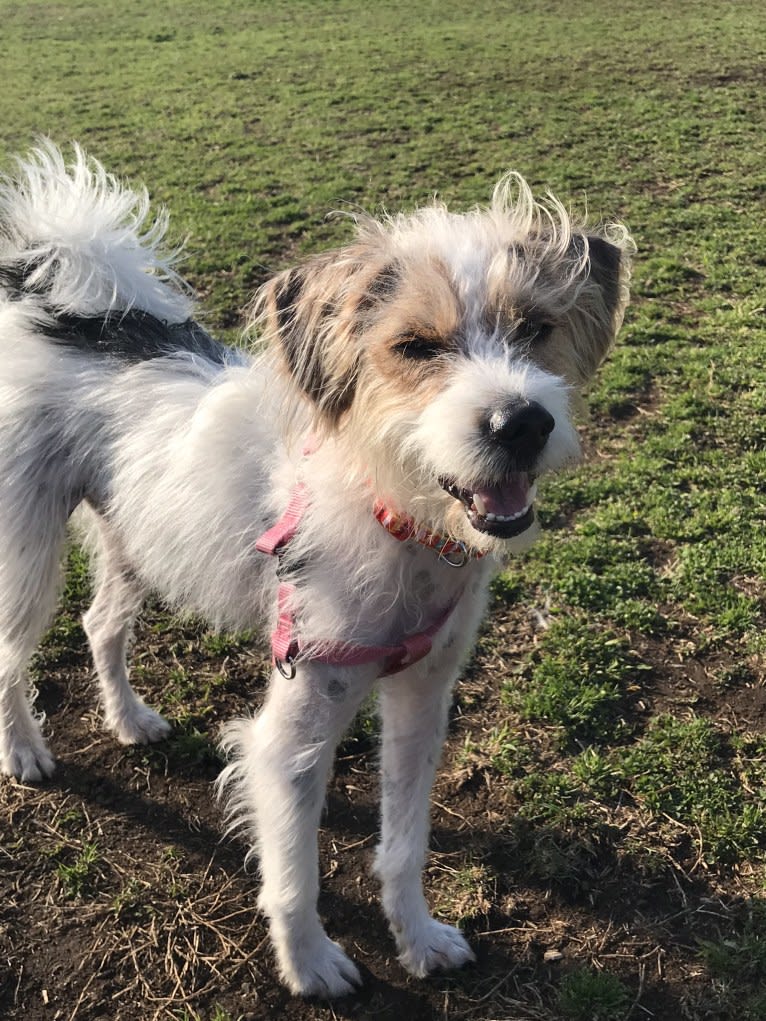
254;483;309;558
255;485;471;677
269;581;458;676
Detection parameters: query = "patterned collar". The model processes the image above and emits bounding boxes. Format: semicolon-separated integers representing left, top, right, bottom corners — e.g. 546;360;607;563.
373;499;486;566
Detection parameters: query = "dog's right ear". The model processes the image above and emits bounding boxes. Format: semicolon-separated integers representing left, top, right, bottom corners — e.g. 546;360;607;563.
258;254;355;427
258;249;398;428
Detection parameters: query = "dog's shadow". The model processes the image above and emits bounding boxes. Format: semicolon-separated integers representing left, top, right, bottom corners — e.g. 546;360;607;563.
41;756;488;1020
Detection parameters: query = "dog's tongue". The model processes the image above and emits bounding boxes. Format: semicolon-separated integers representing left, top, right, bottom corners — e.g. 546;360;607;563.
473;473;530;517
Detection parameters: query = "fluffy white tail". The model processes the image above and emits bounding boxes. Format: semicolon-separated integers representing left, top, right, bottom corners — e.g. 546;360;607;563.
0;140;193;321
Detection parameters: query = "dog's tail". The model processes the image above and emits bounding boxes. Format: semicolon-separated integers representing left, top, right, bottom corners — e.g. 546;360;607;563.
0;140;194;322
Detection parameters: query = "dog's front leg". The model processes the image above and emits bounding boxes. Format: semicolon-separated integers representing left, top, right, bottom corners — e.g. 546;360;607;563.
373;649;476;978
221;661;377;998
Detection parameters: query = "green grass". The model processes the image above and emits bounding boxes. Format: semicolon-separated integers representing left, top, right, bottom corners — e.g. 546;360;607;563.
698;902;766;1021
486;713;766;875
54;841;102;899
502;618;644;746
556;968;631;1021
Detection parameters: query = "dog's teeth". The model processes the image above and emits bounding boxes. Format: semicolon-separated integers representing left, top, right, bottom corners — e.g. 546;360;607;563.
487;504;534;526
470;482;538;530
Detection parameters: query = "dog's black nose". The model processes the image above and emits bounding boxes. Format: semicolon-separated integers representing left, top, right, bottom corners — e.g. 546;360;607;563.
487;401;555;460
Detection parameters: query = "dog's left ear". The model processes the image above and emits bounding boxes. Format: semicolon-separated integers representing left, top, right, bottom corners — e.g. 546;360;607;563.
567;231;633;381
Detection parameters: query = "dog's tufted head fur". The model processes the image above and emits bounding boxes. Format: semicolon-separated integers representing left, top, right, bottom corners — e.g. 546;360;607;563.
254;175;633;554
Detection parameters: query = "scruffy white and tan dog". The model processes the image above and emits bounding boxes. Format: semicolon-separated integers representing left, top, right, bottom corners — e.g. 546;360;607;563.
0;143;632;997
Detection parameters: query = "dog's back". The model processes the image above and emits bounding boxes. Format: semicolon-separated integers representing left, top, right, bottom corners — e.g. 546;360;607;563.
0;145;277;782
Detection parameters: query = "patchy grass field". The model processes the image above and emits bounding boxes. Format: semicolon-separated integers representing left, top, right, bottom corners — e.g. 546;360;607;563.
2;1;766;1019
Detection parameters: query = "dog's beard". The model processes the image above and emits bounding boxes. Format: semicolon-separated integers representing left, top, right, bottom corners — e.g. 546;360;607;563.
362;358;581;551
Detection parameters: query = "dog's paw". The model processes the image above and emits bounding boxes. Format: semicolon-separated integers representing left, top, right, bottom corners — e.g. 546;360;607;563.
107;700;172;745
0;737;56;783
396;919;476;978
277;934;362;999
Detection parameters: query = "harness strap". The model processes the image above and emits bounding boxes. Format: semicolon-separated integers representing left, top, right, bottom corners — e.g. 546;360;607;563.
255;483;309;557
254;436;317;556
257;483;462;676
270;581;457;676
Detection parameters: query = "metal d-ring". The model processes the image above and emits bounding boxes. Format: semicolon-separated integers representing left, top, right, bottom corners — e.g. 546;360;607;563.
275;655;297;679
442;542;469;568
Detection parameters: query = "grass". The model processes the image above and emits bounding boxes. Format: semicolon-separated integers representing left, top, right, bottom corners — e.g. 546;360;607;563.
2;1;766;1020
698;901;766;1021
502;617;644;746
431;859;493;927
54;841;102;899
495;717;766;875
556;968;631;1021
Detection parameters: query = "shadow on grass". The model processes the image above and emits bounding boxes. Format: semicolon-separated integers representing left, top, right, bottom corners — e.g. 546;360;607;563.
23;730;759;1021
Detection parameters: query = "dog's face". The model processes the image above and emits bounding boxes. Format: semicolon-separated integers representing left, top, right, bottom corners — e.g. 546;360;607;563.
258;175;632;554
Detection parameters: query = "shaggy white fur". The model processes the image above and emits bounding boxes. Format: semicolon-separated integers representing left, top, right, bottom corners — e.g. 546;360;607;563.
0;143;633;998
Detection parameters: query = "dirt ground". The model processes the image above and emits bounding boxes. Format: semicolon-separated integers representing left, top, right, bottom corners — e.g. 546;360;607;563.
1;582;757;1021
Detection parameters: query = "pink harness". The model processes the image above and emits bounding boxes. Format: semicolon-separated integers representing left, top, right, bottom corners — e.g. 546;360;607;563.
255;481;479;678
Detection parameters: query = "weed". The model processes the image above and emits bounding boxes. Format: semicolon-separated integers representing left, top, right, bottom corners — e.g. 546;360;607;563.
431;861;493;926
339;692;380;750
201;630;255;656
697;901;766;1021
56;807;86;831
556;968;631;1021
111;878;152;923
173;1008;238;1021
570;747;622;801
55;842;101;899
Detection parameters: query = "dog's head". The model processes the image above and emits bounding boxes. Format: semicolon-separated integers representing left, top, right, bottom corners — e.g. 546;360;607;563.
255;175;633;554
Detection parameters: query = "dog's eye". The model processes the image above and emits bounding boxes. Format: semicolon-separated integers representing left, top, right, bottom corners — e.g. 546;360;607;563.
392;334;443;360
515;319;554;344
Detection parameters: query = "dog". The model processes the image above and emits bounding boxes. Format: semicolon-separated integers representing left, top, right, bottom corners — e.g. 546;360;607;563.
0;142;633;997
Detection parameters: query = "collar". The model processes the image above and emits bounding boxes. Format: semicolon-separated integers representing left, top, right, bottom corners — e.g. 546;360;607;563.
256;432;486;568
373;499;486;566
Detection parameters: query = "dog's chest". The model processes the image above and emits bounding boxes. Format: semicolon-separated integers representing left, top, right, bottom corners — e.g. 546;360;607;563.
391;545;490;641
410;563;439;603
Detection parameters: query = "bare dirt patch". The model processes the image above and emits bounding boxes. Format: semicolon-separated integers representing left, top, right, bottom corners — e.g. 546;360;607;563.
1;591;756;1021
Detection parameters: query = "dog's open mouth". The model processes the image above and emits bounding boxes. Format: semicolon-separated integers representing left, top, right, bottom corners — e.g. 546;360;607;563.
439;473;537;538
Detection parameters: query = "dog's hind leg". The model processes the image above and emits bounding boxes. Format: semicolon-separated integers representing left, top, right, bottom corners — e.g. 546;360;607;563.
373;647;477;978
0;515;70;782
82;512;171;746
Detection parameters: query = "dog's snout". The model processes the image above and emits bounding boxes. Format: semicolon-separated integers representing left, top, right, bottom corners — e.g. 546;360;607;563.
487;401;555;458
